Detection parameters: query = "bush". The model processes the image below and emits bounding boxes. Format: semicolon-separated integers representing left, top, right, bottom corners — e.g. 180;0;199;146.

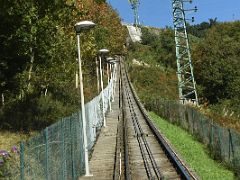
129;65;178;102
0;146;20;178
0;94;78;132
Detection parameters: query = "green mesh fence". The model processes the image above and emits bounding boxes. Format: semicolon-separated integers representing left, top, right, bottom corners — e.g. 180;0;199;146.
19;79;116;179
146;99;240;174
19;112;85;180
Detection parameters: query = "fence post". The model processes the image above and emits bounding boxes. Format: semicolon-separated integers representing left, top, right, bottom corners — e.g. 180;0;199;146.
61;119;66;180
44;127;49;180
20;142;25;180
73;117;77;179
78;111;85;173
218;127;222;158
168;101;170;120
228;129;234;162
210;123;214;150
108;83;112;111
200;116;204;141
192;109;195;134
164;101;166;118
70;117;76;179
94;104;97;139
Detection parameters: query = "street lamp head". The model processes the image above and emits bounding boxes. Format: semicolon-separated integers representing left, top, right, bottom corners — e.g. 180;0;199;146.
75;21;96;34
99;49;109;54
107;57;119;64
107;57;114;62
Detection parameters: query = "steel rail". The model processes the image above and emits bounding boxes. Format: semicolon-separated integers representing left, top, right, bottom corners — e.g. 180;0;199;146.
123;63;196;180
128;95;163;179
125;88;162;179
122;64;163;179
120;63;131;180
125;88;153;179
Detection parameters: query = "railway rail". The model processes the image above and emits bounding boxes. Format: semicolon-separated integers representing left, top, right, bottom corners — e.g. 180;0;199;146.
118;62;197;180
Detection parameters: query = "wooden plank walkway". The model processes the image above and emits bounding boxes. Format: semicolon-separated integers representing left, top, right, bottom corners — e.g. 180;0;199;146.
79;81;120;180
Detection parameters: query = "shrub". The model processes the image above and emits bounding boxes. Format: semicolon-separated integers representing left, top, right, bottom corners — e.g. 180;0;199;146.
0;146;20;178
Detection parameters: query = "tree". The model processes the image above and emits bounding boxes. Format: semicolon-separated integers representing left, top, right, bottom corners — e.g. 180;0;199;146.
192;21;240;105
0;0;127;131
187;18;218;38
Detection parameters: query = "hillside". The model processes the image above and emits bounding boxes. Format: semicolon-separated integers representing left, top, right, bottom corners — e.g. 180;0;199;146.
127;21;240;131
0;0;127;131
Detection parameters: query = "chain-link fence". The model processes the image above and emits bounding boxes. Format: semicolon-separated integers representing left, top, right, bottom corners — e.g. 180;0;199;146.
19;68;117;180
145;99;240;174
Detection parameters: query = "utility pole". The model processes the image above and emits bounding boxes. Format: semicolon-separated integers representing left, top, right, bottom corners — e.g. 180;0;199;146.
172;0;199;105
129;0;140;27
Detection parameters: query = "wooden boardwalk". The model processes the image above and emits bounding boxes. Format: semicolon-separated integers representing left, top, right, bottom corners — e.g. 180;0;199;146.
79;81;120;180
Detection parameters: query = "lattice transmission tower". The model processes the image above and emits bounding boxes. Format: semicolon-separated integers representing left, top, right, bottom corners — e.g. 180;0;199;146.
172;0;199;105
129;0;140;26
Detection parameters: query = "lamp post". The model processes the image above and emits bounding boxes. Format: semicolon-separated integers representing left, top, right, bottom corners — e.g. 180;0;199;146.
109;61;115;102
74;20;95;177
99;49;109;127
107;57;115;108
106;57;114;83
107;58;119;103
95;57;100;93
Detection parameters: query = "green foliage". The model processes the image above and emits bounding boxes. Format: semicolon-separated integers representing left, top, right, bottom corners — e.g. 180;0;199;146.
132;21;240;122
187;18;218;38
127;42;157;65
128;21;240;128
95;26;111;49
128;65;178;102
0;147;20;178
0;0;127;131
1;93;77;131
192;21;240;118
141;27;158;45
139;26;176;68
127;26;180;103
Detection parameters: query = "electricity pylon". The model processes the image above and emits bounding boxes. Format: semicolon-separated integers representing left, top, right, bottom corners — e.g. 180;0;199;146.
129;0;140;26
172;0;199;105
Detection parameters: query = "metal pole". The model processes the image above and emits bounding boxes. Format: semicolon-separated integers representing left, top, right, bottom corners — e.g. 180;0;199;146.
110;64;114;102
107;63;110;84
112;63;116;102
107;63;112;111
44;128;49;180
95;57;100;93
113;63;117;100
77;34;91;176
99;55;106;127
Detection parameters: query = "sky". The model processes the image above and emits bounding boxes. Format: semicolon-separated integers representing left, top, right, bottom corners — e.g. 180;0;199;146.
107;0;240;28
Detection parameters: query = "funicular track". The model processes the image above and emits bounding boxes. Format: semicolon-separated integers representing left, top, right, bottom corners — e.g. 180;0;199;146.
119;62;197;180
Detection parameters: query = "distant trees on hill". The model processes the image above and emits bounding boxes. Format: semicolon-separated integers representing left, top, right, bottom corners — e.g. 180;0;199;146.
132;20;240;119
187;18;218;37
192;21;240;117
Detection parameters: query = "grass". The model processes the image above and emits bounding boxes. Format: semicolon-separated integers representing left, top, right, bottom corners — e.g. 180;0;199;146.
0;131;33;150
149;111;236;180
